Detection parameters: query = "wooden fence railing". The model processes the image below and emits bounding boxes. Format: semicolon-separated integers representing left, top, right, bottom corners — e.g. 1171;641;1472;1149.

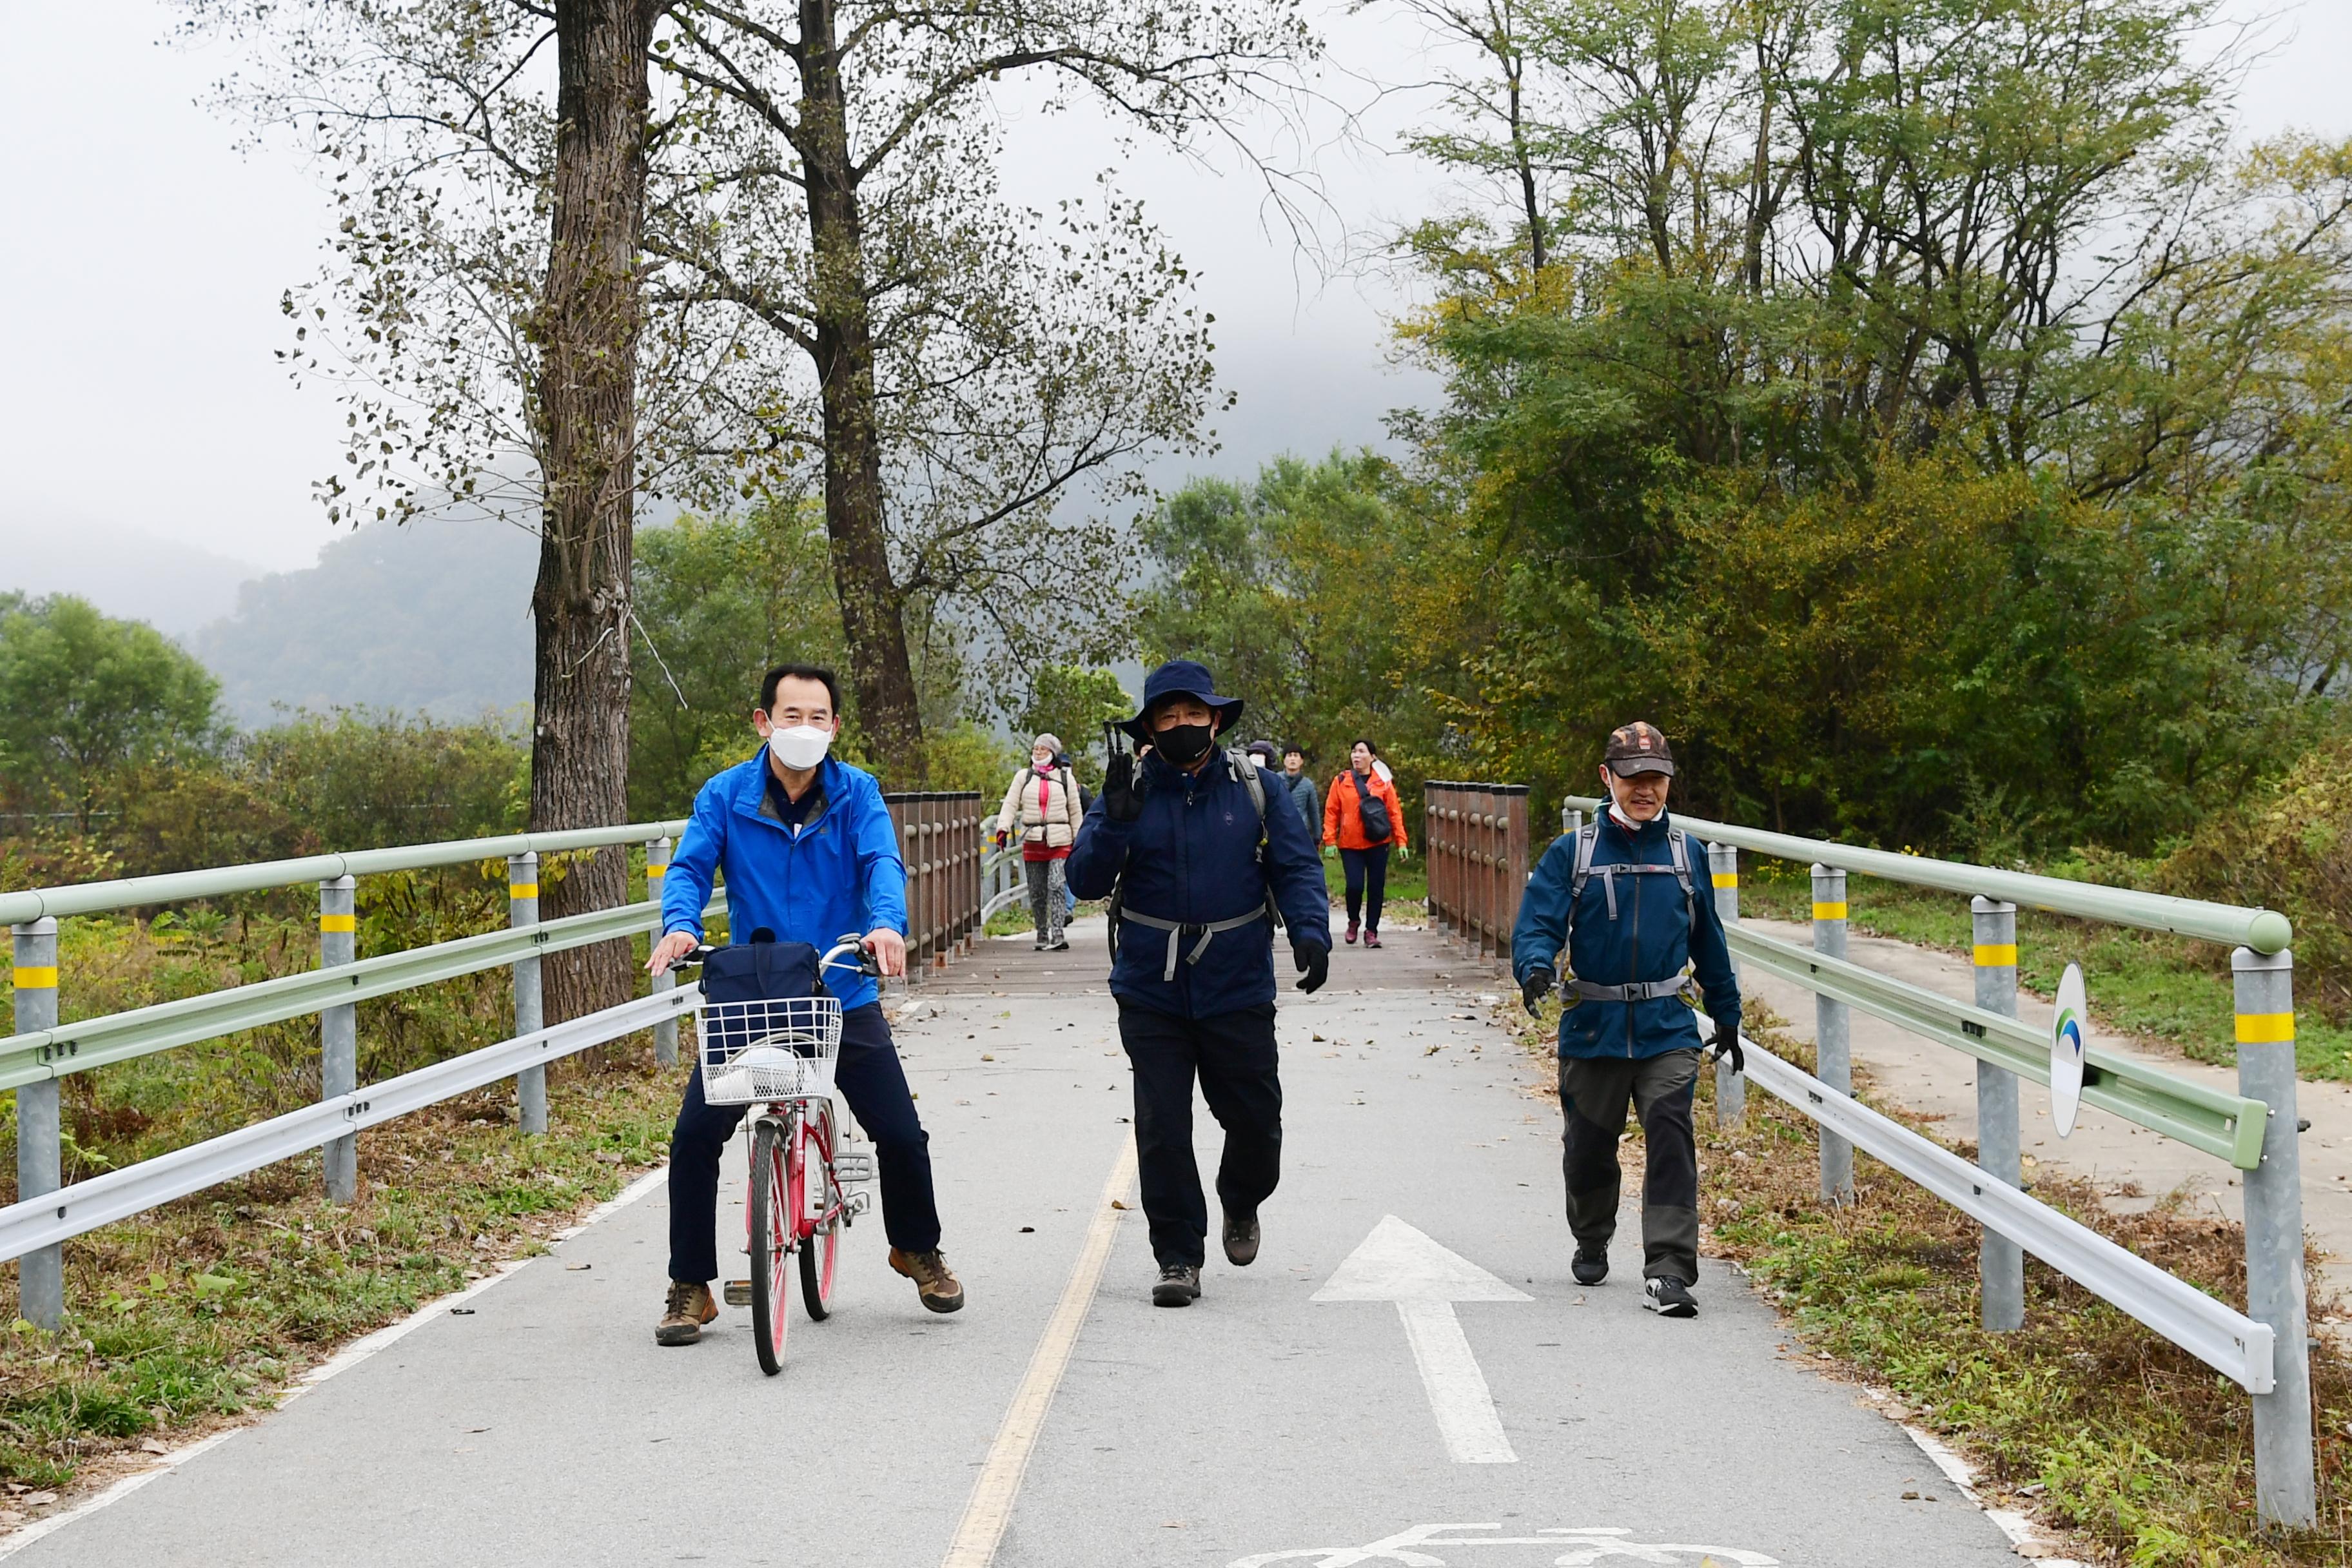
1424;782;1531;965
883;792;985;971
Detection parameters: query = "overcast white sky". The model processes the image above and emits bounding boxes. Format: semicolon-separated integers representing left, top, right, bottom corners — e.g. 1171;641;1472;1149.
3;0;2349;588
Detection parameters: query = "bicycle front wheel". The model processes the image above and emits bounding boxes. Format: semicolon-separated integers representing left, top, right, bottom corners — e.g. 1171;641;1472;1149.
749;1117;791;1377
799;1105;840;1321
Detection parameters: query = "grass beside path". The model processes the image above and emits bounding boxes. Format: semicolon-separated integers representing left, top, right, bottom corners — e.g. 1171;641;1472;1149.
1735;857;2352;1083
1500;996;2352;1563
0;1044;678;1522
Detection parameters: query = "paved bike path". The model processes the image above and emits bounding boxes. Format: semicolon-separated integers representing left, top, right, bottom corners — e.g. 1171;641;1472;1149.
14;928;2027;1567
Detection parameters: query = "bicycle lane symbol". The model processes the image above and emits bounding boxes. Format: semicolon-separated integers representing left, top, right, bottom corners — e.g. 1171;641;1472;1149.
1226;1522;1781;1567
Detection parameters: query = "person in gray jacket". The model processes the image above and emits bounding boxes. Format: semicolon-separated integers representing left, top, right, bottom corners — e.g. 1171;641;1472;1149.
1279;743;1320;841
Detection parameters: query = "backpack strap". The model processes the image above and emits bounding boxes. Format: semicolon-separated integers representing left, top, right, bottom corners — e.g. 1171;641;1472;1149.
1667;828;1696;923
1226;749;1284;934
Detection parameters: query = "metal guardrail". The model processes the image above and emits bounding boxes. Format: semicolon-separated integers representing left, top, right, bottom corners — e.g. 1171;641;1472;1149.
1562;799;2291;952
1424;783;1530;963
892;792;984;966
1553;796;2312;1525
1727;1018;2276;1393
1727;923;2267;1168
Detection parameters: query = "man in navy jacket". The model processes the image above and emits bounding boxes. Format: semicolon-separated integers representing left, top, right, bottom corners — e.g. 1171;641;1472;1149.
1068;660;1332;1306
1511;721;1741;1318
646;664;960;1346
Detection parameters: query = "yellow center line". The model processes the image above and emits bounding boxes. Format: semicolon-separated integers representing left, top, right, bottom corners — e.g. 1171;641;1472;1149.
939;1138;1137;1568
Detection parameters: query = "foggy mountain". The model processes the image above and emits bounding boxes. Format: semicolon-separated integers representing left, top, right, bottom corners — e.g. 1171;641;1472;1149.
0;512;261;634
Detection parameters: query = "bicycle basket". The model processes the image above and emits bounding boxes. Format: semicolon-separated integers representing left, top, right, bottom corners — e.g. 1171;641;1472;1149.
696;994;844;1106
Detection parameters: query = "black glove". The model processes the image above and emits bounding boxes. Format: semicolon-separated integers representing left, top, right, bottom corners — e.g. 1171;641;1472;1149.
1102;751;1146;823
1710;1020;1745;1075
1521;967;1554;1014
1293;939;1329;994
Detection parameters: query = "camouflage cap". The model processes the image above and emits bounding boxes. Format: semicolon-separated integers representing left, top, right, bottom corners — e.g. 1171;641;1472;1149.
1603;721;1676;778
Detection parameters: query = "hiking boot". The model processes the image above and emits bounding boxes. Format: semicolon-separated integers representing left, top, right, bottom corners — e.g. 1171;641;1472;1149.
1049;939;1070;952
1153;1263;1202;1307
1571;1246;1609;1286
1364;930;1382;949
1222;1210;1261;1267
1345;920;1360;945
1643;1277;1698;1317
890;1248;966;1313
654;1280;718;1346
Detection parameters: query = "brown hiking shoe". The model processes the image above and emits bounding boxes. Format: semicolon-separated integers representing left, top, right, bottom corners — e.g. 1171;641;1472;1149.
890;1248;966;1314
654;1280;718;1346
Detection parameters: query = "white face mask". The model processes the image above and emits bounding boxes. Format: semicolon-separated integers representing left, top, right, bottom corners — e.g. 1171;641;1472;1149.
768;724;833;771
1033;753;1054;770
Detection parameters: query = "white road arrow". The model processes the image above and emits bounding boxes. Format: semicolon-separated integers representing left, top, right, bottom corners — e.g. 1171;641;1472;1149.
1313;1215;1531;1464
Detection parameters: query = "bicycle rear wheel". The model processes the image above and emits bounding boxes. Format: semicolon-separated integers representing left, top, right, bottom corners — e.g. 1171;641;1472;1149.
799;1105;840;1320
749;1117;792;1376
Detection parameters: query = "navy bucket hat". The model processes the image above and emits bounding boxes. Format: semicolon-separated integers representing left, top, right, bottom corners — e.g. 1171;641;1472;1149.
1119;658;1244;741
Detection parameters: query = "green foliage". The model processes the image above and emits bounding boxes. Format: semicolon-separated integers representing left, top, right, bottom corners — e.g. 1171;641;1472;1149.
1135;451;1486;825
1386;0;2352;853
0;594;226;829
628;504;847;817
1015;666;1133;788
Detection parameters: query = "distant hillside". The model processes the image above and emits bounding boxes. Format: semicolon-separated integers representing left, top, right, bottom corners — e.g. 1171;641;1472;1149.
0;513;261;634
190;518;538;727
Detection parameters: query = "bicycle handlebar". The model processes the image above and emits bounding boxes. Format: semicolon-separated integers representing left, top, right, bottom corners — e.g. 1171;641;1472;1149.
674;934;881;980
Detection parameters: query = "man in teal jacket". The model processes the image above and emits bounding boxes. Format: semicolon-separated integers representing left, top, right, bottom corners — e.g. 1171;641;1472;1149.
1511;721;1740;1318
646;664;960;1345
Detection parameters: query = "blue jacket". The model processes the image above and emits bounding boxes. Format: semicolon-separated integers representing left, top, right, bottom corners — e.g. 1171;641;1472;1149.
1066;752;1333;1019
1511;810;1740;1060
661;752;907;1012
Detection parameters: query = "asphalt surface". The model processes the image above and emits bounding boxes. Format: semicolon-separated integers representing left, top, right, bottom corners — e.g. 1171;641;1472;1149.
19;924;2027;1567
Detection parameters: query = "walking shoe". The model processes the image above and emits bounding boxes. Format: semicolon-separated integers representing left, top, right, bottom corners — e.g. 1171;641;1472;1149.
1345;920;1360;945
890;1248;966;1313
1049;939;1070;952
1643;1277;1698;1317
1152;1263;1202;1307
1571;1246;1609;1286
1222;1210;1261;1267
654;1280;718;1346
1364;930;1382;949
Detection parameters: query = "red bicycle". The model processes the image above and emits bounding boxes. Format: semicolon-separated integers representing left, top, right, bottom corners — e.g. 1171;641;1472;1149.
691;936;876;1376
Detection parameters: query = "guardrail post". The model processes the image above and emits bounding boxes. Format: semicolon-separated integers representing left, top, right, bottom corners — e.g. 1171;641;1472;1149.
508;854;547;1136
1812;864;1852;1204
11;919;61;1329
319;877;357;1204
645;838;677;1068
1709;844;1743;1129
2235;945;2315;1529
1971;897;2023;1331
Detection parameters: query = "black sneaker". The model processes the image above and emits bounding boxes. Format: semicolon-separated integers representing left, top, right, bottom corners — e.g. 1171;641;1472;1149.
1222;1210;1261;1267
1152;1263;1202;1307
1643;1277;1698;1317
1571;1246;1608;1286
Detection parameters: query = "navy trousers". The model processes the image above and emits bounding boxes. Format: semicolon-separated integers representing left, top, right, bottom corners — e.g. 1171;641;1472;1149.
667;1003;940;1283
1340;845;1389;930
1118;1000;1283;1268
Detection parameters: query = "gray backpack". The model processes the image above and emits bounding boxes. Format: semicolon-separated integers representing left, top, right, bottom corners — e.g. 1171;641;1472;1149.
1556;821;1701;1005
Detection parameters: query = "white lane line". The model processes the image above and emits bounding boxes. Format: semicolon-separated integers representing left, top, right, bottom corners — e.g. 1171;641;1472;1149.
939;1139;1137;1568
0;1164;670;1562
1313;1214;1529;1464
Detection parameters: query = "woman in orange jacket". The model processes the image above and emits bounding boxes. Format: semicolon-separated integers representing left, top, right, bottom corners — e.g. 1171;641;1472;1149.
1324;738;1408;948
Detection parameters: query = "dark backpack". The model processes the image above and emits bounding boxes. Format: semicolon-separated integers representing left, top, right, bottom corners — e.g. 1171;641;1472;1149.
1351;770;1394;844
698;931;829;1059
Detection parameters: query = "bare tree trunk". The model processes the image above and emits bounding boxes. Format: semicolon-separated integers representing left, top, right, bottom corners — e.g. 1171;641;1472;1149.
799;0;927;783
531;0;652;1024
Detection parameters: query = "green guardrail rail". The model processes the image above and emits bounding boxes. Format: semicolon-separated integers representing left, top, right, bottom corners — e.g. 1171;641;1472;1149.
1729;924;2267;1168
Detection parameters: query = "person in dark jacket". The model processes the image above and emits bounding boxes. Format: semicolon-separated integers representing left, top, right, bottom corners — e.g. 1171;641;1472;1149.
1279;743;1320;841
1511;721;1741;1318
1067;660;1333;1307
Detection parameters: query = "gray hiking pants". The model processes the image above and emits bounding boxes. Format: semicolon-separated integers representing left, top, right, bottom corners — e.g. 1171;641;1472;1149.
1558;1047;1701;1284
1026;858;1068;946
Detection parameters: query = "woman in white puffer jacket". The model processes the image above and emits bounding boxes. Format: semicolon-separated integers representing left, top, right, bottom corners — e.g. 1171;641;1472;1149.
994;734;1086;950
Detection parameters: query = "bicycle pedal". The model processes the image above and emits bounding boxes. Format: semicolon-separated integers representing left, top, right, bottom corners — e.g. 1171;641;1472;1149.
721;1279;752;1307
848;1190;874;1217
832;1150;876;1184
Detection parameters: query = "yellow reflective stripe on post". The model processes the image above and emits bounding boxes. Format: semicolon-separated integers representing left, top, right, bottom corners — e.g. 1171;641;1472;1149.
1812;901;1847;921
318;914;357;934
2236;1012;2295;1044
10;967;57;989
1710;873;1737;888
1972;943;2017;967
646;866;666;879
508;883;539;900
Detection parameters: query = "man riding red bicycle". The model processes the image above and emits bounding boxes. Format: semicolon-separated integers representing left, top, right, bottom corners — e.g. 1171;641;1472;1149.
647;663;963;1346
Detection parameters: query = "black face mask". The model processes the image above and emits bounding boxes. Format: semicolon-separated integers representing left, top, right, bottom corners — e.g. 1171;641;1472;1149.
1152;722;1215;768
